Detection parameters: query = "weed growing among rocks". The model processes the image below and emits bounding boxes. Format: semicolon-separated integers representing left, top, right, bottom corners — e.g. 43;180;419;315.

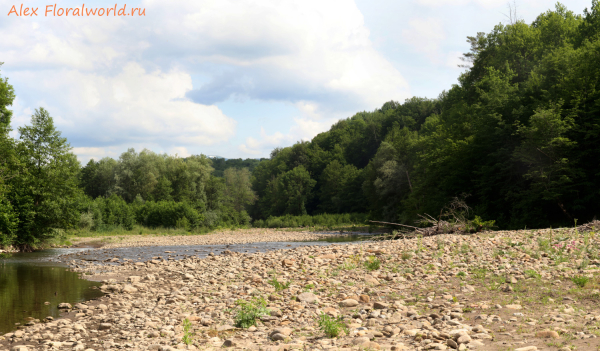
317;313;348;338
234;296;269;328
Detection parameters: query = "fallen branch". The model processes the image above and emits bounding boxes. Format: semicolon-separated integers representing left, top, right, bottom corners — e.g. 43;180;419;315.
368;220;424;232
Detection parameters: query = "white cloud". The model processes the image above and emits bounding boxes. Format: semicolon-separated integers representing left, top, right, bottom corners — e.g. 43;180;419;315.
71;146;122;163
168;146;192;158
401;18;446;62
239;127;291;156
10;62;237;148
149;0;410;110
2;0;411;159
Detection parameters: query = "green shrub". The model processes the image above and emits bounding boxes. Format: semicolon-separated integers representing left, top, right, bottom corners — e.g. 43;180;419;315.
78;211;94;230
268;277;291;291
572;275;589;288
254;213;368;228
181;318;194;345
317;313;348;338
364;256;381;271
234;296;269;328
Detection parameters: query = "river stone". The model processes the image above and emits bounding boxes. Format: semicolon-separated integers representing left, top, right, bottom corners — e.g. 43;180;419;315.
373;302;388;309
364;275;379;285
352;337;371;345
457;334;472;344
447;339;458;349
514;347;537;351
217;325;235;332
297;292;318;303
122;285;138;293
270;327;292;337
536;330;559;338
339;299;359;307
11;346;29;351
98;323;112;330
270;333;286;341
222;339;236;347
58;303;72;309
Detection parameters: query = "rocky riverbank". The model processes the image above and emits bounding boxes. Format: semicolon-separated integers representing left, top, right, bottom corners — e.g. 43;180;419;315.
2;226;600;351
69;229;357;249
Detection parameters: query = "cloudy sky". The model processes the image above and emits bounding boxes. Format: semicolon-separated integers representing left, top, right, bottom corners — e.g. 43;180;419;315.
0;0;593;162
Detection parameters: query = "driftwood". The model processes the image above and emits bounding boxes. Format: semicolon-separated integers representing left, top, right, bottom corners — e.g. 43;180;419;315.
577;220;600;232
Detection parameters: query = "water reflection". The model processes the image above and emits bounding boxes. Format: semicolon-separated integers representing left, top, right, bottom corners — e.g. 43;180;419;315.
0;252;103;334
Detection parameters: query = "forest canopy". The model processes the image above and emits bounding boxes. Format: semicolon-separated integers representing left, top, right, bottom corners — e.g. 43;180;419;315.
1;1;600;248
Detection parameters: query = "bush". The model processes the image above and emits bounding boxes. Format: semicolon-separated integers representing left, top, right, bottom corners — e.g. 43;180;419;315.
234;296;269;328
254;213;368;228
78;211;94;230
572;275;589;288
364;256;381;271
317;313;348;338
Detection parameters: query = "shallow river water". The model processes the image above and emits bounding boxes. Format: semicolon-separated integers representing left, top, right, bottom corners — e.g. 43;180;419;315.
0;234;369;334
0;249;104;334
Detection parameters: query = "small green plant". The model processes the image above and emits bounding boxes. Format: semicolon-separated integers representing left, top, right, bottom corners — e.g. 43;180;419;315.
471;267;487;280
234;296;269;328
401;251;412;261
572;275;590;288
460;243;470;254
340;260;357;270
182;318;194;345
268;277;291;291
0;252;12;259
457;271;466;278
364;256;381;271
467;215;496;232
524;269;541;279
317;313;348;338
303;283;315;292
578;258;590;270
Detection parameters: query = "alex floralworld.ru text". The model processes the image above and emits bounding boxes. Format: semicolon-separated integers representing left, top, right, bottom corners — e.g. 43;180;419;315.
7;4;145;17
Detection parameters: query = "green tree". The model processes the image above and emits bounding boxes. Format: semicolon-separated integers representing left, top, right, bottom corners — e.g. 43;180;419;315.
277;166;316;215
224;167;257;212
0;64;18;246
11;108;81;247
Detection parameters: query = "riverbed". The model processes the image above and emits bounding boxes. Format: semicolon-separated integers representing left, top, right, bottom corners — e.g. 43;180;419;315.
0;233;368;334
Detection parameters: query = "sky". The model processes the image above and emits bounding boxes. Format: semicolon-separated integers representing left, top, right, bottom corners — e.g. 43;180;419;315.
0;0;594;163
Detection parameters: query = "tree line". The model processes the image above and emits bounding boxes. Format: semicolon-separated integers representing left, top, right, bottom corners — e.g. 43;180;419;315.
2;2;600;248
249;2;600;229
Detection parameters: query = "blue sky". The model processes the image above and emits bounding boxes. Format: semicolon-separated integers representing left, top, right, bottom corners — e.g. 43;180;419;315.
0;0;593;162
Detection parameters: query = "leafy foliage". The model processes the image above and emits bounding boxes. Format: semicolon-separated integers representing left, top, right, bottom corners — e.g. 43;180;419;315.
317;313;348;338
249;2;600;229
234;296;269;329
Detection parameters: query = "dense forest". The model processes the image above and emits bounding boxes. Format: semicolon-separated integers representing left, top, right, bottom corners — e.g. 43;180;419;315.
1;2;600;248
